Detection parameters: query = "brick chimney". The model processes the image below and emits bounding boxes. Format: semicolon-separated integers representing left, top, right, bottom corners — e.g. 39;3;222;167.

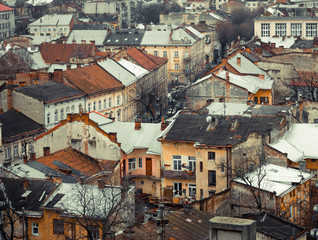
43;147;50;156
237;57;241;67
226;72;230;81
161;117;168;131
23;179;29;190
52;69;63;83
7;78;13;110
30;152;36;161
135;120;141;130
259;74;265;80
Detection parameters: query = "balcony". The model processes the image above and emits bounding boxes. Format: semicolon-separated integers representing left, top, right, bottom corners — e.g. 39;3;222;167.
162;170;195;180
184;54;191;61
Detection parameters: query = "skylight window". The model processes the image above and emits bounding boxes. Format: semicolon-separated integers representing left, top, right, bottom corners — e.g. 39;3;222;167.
135;38;138;41
107;39;111;42
115;39;119;42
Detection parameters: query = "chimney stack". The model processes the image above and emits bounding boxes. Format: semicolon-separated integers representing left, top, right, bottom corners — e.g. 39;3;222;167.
7;78;13;110
259;74;265;80
161;117;168;131
226;72;230;81
135;120;141;130
30;152;36;161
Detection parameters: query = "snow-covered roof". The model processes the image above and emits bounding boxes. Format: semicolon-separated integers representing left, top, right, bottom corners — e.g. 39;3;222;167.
234;164;314;197
209;12;227;21
6;163;46;179
260;36;297;49
185;26;205;39
29;14;73;26
228;53;268;76
27;0;54;6
206;102;248;115
269;124;318;163
89;112;163;155
215;70;273;93
98;59;138;86
31;51;49;70
23;34;60;45
66;30;108;46
117;58;149;79
43;183;122;216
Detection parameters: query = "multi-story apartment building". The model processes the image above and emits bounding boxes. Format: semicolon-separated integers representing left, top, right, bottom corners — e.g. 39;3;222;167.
28;14;75;38
0;4;15;40
254;15;318;40
141;24;206;84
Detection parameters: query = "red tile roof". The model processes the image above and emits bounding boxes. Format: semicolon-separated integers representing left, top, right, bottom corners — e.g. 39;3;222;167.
0;4;14;12
127;47;166;71
36;147;102;177
40;43;97;64
63;64;124;94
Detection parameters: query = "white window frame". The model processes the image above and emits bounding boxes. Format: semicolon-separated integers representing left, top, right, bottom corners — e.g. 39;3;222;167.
188;184;196;197
275;23;286;37
128;158;136;170
5;147;11;160
173;182;182;196
306;23;317;37
173;155;182;171
13;145;19;157
261;23;270;37
291;23;302;37
32;223;39;236
138;157;142;168
174;51;178;58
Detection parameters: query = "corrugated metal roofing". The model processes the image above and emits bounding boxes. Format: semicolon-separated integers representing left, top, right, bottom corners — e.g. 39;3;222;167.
29;14;73;26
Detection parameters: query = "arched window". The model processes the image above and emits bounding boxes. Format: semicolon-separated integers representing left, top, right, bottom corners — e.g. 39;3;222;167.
79;103;83;113
98;100;101;110
93;102;96;111
109;98;112;108
71;105;75;113
88;103;91;112
117;96;120;106
103;99;107;109
66;106;70;114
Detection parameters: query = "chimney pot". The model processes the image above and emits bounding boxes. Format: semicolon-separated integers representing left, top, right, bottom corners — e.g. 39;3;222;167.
98;179;104;189
135;120;141;130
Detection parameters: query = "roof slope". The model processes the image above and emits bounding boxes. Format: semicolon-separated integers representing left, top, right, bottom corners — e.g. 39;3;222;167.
40;43;96;64
62;64;124;94
66;30;108;46
27;147;103;183
245;212;306;240
0;110;44;142
0;178;57;211
29;14;73;26
162;112;285;146
117;209;214;240
127;47;162;71
0;4;14;11
269;123;318;162
16;81;84;103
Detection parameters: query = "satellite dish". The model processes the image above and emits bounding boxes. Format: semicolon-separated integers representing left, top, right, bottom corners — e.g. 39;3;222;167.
206;115;212;124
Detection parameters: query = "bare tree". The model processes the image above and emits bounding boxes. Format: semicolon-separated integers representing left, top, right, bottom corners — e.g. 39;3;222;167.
0;181;26;240
57;179;135;240
0;48;34;79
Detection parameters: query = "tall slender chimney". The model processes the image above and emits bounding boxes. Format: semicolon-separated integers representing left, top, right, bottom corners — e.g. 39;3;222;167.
7;79;13;110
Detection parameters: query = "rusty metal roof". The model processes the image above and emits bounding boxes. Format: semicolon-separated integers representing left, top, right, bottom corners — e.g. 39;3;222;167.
117;208;214;240
63;64;124;94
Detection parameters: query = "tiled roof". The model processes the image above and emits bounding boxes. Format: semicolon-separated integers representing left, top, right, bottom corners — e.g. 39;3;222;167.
40;43;96;64
16;81;84;103
0;4;14;11
162;112;285;146
116;208;214;240
63;64;124;94
127;48;159;71
0;110;45;143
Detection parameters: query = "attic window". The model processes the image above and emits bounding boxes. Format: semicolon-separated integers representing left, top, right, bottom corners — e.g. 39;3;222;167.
135;38;138;41
124;38;128;41
107;39;111;42
21;190;31;199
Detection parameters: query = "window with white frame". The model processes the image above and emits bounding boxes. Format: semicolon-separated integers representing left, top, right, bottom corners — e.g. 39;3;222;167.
98;100;101;110
47;112;50;124
5;147;11;160
128;158;136;170
275;23;286;37
174;51;179;58
306;23;317;37
175;63;179;70
93;102;96;111
54;110;58;122
88;103;91;112
188;156;196;171
66;106;70;114
188;184;196;197
117;96;120;106
154;50;158;56
109;98;112;108
138;158;142;168
163;51;167;57
32;223;39;235
261;23;270;37
71;105;75;113
60;108;64;120
13;145;18;157
173;155;182;171
173;182;182;196
104;99;107;109
291;23;302;36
